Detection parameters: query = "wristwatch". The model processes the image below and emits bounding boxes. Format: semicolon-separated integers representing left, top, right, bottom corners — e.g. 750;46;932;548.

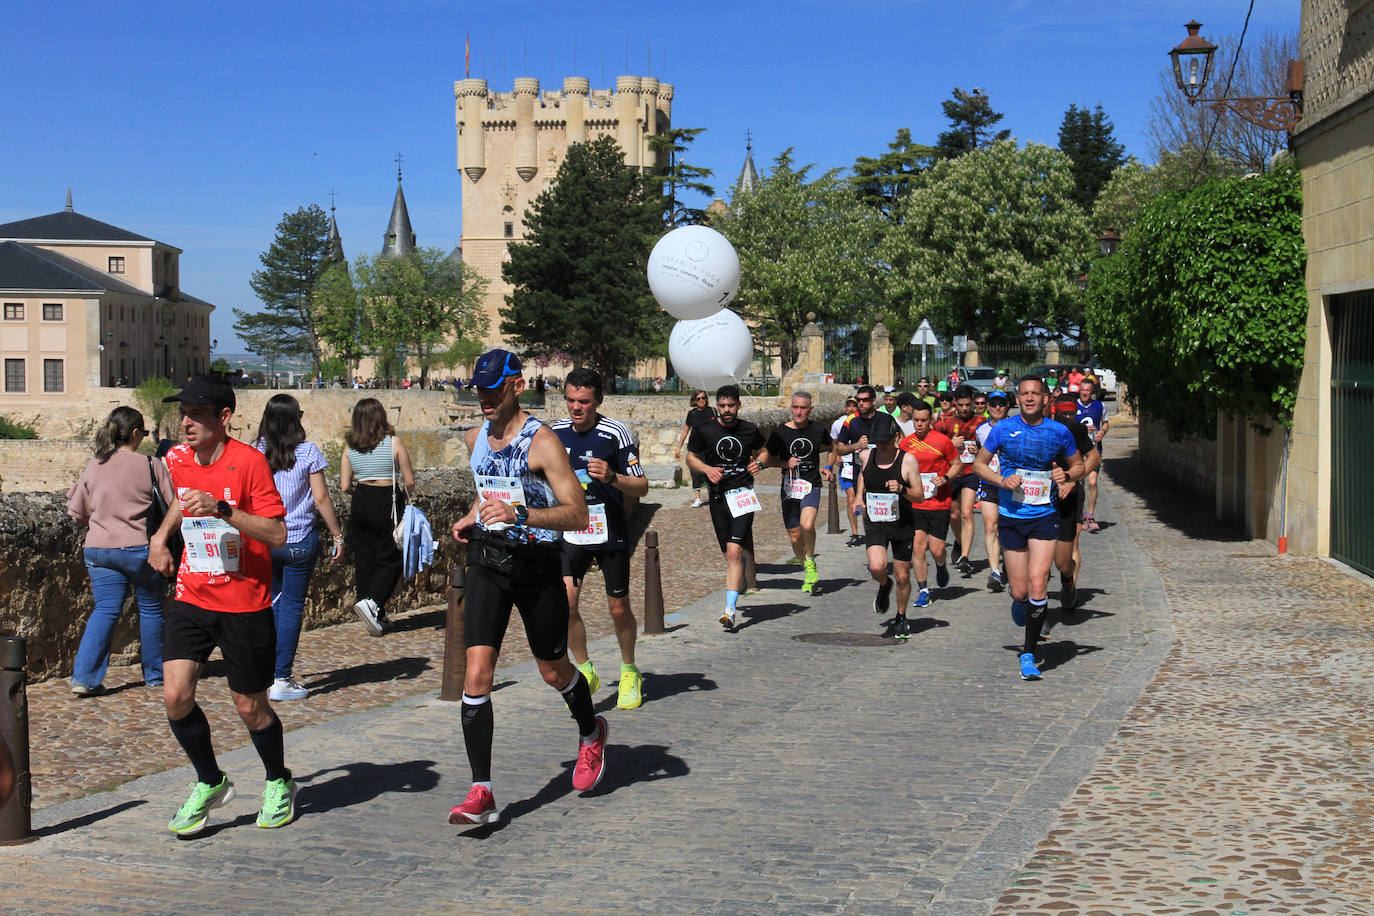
513;504;530;527
216;500;234;520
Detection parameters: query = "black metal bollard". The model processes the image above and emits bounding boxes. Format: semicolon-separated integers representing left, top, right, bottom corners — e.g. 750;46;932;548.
0;637;35;845
642;529;665;634
440;564;467;701
827;475;842;534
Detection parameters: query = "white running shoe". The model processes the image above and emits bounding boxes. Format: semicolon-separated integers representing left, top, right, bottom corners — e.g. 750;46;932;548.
691;498;704;508
353;598;383;636
268;677;308;701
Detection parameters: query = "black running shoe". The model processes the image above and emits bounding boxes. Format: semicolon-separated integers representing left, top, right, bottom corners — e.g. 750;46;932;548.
874;579;893;615
1061;580;1077;612
895;617;912;640
955;555;973;576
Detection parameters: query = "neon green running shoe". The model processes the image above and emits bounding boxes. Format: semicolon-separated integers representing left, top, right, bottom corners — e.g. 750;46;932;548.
168;774;235;836
577;660;600;694
617;665;643;710
257;776;297;829
802;558;819;593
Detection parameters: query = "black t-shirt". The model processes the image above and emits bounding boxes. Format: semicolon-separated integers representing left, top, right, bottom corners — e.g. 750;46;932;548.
685;406;714;429
552;416;645;551
1050;417;1094;499
765;422;832;489
688;418;765;493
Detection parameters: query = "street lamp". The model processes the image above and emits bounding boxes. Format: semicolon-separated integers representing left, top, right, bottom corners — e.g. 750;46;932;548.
1097;229;1121;257
1168;20;1304;132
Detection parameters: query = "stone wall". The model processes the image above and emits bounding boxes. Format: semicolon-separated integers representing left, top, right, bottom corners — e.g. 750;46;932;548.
0;469;474;682
1138;414;1216;506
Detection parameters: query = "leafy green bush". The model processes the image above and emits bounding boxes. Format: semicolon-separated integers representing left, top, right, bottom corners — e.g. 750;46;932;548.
0;414;38;439
133;377;179;438
1085;160;1305;439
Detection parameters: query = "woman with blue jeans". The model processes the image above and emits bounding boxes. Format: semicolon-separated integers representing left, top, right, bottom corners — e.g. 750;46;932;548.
66;406;172;695
256;394;343;701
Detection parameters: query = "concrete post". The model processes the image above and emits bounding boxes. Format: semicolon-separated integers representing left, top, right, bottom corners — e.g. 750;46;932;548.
779;313;826;402
440;565;467;701
642;529;665;634
868;315;894;388
827;474;842;534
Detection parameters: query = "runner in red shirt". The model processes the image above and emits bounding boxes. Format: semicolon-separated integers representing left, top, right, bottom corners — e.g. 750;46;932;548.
149;376;291;837
898;400;962;608
932;384;989;576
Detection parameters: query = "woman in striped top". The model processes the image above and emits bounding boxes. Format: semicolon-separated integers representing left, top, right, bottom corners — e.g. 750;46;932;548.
341;398;416;636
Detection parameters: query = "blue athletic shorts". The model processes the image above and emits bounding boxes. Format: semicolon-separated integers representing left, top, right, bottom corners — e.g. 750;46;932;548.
781;488;822;529
997;514;1059;551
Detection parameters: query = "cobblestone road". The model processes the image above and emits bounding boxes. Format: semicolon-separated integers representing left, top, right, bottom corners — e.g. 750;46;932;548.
6;426;1373;914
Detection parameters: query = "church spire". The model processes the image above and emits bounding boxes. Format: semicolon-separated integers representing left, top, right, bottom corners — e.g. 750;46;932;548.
325;190;345;265
65;188;74;212
382;154;416;257
735;131;760;197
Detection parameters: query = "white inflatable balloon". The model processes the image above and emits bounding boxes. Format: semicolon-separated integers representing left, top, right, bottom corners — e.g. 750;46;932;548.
647;225;741;320
669;310;754;391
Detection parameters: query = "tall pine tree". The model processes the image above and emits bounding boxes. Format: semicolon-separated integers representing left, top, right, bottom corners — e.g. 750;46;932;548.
935;88;1010;158
501;135;664;389
852;127;938;219
234;204;332;373
645;127;715;227
1058;104;1127;213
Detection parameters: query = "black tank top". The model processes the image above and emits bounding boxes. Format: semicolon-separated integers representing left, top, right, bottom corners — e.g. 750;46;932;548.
862;449;913;526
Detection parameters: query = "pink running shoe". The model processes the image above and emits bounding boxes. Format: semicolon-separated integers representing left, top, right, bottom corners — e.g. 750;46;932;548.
1085;514;1100;532
448;784;499;825
572;715;609;792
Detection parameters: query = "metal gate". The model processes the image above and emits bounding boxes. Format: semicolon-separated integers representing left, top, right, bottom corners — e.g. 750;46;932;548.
824;325;867;385
1331;289;1374;576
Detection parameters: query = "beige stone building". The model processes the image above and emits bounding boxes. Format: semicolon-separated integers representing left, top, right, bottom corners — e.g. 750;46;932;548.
0;195;215;405
1280;0;1374;573
453;74;672;349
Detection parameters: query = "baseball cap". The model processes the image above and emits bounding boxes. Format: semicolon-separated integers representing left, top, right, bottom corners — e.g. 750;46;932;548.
869;412;900;442
987;389;1010;403
469;348;523;389
162;375;235;411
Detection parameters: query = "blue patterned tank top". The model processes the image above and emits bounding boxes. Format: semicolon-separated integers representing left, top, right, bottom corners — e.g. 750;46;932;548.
470;415;558;543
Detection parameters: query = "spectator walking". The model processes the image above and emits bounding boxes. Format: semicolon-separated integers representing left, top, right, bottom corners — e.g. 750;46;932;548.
65;406;171;695
673;390;715;508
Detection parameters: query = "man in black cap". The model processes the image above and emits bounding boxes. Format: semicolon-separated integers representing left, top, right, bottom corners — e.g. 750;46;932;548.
448;349;603;827
148;376;292;836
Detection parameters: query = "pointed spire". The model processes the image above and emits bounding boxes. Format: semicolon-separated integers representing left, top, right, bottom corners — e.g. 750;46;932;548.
382;161;416;257
65;188;74;212
326;198;345;265
735;131;760;197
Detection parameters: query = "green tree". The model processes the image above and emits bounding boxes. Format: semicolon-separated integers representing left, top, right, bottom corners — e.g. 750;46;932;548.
712;149;880;370
1057;104;1127;212
935;87;1010;159
234;205;332;373
1086;160;1305;438
852;127;939;219
354;247;490;386
1092;147;1235;237
312;261;366;379
645;127;715;227
881;141;1094;346
501;135;664;389
133;376;178;438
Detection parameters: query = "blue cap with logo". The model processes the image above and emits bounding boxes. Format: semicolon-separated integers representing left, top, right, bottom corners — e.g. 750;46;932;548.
987;389;1010;402
469;349;523;389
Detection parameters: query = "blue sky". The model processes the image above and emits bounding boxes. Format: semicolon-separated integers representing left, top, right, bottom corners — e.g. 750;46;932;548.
2;0;1298;354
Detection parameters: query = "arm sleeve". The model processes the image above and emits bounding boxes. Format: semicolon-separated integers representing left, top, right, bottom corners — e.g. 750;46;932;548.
616;427;645;478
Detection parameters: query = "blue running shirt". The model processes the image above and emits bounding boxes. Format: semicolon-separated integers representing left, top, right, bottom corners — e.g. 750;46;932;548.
981;415;1078;520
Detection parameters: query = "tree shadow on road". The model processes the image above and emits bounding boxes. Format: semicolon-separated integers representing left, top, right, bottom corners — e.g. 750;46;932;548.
294;758;441;817
593;671;717;713
305;656;433;698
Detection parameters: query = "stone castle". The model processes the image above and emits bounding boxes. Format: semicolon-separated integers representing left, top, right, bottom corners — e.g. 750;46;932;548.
453;75;674;348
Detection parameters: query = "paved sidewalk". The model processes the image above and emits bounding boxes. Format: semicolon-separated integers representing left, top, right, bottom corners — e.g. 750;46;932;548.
6;431;1373;913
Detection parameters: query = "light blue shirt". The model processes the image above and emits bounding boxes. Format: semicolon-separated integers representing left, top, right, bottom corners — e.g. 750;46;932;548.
256;441;327;543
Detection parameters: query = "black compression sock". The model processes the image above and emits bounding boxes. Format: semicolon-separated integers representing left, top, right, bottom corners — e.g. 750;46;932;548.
1024;599;1049;653
168;704;221;786
248;714;290;782
461;694;494;783
559;671;598;737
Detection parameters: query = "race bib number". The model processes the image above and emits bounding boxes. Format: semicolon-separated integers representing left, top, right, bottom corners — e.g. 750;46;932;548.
1012;469;1053;506
840;462;854;481
475;474;527;532
960;440;978;464
920;472;939;500
181;516;240;574
564;503;609;546
725;486;762;517
784;472;813;500
866;492;900;522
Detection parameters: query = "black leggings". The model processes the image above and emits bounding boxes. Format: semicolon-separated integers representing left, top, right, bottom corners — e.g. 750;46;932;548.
349;484;406;610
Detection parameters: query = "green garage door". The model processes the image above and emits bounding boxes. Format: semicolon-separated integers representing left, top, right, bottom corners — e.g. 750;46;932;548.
1331;289;1374;576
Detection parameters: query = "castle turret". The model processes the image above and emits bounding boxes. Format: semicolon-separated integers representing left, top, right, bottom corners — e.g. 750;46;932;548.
615;75;642;169
513;77;540;181
454;77;489;183
382;171;416;256
563;76;590;144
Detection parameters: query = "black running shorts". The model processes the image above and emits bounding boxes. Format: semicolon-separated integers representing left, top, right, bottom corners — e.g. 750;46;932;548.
560;543;631;598
464;542;570;660
708;496;755;552
163;601;275;695
1056;485;1085;542
911;508;951;540
865;521;914;562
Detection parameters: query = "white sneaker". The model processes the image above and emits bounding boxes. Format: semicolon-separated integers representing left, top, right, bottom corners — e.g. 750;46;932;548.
719;610;736;631
353;598;383;636
268;677;308;701
691;498;704;508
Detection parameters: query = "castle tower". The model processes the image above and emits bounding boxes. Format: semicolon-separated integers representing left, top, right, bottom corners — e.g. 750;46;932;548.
382;168;416;257
454;73;672;348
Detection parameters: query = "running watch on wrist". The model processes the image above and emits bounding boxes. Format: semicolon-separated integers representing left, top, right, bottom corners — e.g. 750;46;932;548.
514;504;530;527
216;500;233;520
